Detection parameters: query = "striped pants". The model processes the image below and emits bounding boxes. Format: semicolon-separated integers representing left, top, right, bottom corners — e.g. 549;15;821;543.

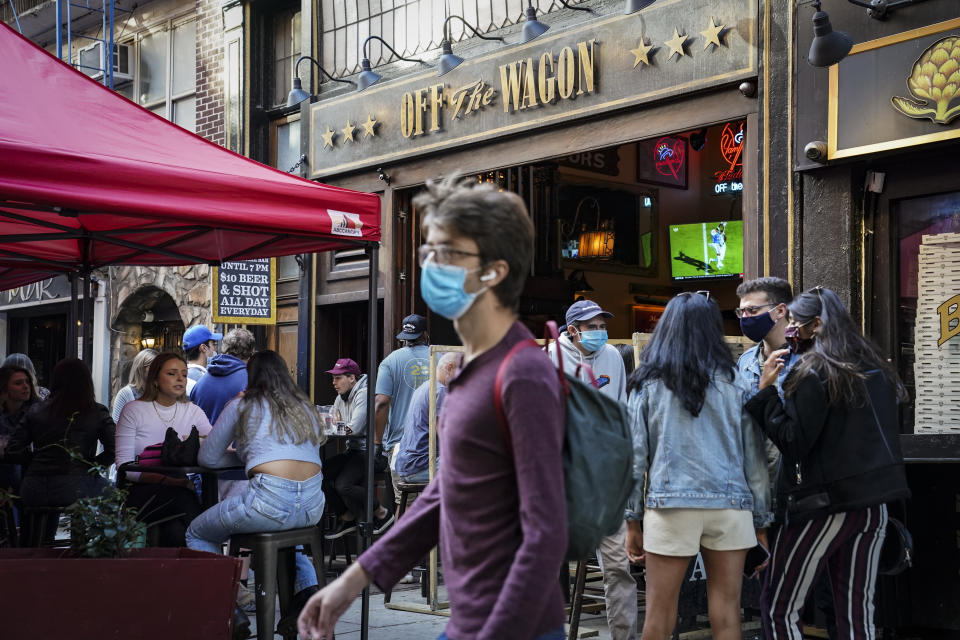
761;504;888;640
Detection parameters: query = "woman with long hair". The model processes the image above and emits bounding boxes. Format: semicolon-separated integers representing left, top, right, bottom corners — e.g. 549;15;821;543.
111;348;158;423
186;350;325;635
625;292;771;640
747;287;910;639
115;351;212;547
8;359;114;542
0;364;41;496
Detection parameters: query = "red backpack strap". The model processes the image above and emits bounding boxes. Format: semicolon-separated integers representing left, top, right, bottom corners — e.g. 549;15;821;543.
493;338;539;451
543;321;570;396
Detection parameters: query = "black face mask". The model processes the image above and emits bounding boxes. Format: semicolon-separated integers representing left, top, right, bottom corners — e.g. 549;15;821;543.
784;325;814;355
740;311;776;343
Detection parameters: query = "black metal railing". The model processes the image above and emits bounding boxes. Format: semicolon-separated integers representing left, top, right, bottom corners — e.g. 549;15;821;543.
319;0;576;79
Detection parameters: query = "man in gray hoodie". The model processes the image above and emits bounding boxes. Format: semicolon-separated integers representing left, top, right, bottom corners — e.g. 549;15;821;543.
549;300;636;640
323;358;393;540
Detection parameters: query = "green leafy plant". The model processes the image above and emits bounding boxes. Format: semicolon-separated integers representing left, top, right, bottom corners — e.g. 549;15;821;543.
64;477;145;558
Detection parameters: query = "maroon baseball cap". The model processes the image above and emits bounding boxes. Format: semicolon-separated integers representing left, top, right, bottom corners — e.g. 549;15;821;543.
326;358;361;376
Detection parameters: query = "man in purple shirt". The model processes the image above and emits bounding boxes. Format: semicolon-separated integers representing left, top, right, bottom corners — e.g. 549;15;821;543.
299;176;568;640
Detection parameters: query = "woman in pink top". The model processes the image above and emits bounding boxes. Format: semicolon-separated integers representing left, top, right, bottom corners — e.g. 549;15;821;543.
115;352;212;546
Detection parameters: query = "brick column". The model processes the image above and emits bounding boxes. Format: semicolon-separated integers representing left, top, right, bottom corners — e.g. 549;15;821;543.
196;0;225;146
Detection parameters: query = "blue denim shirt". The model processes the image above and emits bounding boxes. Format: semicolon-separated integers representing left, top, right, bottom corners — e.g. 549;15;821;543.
737;343;794;400
626;371;773;528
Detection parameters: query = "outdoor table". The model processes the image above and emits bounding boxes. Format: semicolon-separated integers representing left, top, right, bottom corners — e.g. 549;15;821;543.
116;462;244;510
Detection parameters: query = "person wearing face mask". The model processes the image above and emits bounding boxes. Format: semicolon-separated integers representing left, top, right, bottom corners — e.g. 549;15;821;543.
548;300;636;640
182;325;222;395
735;277;795;398
746;287;910;640
299;175;568;640
736;277;794;489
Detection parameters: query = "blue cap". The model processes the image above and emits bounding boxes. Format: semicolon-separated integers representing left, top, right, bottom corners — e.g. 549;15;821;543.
565;300;614;326
182;325;223;350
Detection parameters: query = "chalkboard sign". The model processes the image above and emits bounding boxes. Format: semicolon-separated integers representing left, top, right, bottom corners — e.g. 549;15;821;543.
212;258;276;325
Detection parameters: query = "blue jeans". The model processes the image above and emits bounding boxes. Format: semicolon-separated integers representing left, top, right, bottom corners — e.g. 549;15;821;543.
437;630;564;640
186;472;325;593
398;468;430;484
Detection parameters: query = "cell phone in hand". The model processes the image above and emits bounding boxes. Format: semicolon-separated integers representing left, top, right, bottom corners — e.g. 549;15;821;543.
744;542;770;579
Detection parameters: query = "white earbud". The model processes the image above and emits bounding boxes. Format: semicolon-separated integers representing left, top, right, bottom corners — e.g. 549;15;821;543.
479;271;497;282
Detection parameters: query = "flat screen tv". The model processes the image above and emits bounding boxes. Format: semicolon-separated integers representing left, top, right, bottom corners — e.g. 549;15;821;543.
668;220;743;280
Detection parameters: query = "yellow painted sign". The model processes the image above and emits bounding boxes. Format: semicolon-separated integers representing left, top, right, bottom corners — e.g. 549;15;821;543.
937;293;960;347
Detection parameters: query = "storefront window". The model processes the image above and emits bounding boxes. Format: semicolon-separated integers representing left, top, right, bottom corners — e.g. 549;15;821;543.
895;191;960;429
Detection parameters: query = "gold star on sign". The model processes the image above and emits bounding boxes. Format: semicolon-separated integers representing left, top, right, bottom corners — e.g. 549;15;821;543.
664;28;690;59
361;114;378;138
629;39;655;68
341;120;356;143
321;125;336;149
700;18;726;50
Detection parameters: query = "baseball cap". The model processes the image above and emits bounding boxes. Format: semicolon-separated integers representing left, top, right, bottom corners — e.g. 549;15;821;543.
396;314;427;341
182;325;223;350
326;358;362;376
565;300;614;326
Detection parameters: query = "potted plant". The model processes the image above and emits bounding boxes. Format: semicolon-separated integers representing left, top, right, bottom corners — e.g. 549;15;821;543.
0;465;242;640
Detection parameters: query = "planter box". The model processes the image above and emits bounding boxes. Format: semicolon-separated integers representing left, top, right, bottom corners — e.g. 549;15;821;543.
0;548;241;640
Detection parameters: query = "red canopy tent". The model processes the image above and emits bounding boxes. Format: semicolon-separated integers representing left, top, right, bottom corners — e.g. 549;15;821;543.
0;23;384;629
0;22;380;287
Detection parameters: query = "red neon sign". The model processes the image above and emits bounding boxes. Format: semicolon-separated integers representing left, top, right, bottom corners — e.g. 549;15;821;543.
654;137;686;181
714;121;744;183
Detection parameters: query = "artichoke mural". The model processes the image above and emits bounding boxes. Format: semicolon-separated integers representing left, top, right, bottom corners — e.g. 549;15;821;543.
891;35;960;125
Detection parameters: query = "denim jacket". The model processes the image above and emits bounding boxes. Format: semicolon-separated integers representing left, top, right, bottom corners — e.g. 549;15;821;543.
737;343;794;400
738;344;794;490
626;371;773;528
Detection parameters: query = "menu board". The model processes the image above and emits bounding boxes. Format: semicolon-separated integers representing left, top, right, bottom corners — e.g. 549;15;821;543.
212;258;276;325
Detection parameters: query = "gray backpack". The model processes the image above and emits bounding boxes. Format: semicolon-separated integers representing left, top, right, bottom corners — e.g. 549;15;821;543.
494;321;634;560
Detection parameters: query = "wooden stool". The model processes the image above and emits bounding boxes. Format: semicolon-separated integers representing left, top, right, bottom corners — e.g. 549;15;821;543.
384;481;429;605
567;560;589;639
228;526;326;640
396;480;427;519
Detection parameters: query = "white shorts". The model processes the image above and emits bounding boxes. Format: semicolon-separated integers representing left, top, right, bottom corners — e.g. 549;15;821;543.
643;508;756;556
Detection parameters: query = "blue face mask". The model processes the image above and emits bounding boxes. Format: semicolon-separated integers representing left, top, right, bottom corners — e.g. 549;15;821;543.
420;254;491;320
578;329;608;353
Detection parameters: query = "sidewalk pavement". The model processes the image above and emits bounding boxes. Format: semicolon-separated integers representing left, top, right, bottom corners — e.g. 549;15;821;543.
249;582;616;639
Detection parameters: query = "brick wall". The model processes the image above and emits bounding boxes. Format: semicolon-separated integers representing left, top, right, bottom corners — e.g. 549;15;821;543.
196;0;225;146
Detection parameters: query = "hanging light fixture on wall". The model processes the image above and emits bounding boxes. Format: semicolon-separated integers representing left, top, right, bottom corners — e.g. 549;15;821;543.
140;326;156;350
286;56;355;107
807;0;853;67
437;15;505;76
520;0;592;43
356;35;427;92
575;197;615;259
624;0;657;14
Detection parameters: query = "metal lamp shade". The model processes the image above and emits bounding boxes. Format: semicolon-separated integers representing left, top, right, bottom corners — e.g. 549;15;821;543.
356;59;381;92
438;41;464;76
624;0;657;14
286;77;311;107
807;10;853;67
521;5;549;43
